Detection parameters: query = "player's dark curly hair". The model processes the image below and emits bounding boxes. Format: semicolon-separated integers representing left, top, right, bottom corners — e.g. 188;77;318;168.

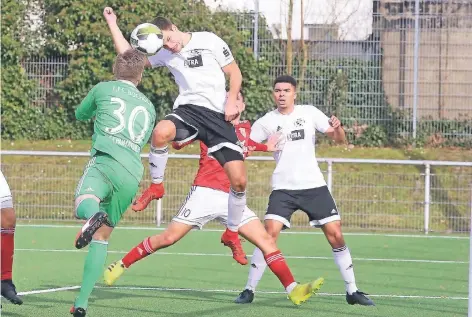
152;17;174;30
113;49;147;84
273;75;297;88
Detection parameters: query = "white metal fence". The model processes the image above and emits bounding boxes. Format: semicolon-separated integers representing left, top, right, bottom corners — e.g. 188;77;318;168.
2;150;472;233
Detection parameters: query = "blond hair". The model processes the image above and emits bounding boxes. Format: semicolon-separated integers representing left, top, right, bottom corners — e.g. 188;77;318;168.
113;49;147;83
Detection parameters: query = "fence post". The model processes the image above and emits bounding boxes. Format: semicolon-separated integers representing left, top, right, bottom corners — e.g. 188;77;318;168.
468;185;472;317
253;0;259;60
412;0;420;141
156;199;162;227
327;160;333;193
424;163;431;234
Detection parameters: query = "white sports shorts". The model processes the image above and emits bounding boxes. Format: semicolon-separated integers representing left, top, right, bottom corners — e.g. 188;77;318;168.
173;186;258;229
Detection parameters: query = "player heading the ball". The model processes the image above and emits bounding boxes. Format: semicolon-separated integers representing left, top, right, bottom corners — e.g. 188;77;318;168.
104;7;249;263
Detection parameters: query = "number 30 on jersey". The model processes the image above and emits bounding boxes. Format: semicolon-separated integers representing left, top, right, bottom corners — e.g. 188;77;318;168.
105;97;150;143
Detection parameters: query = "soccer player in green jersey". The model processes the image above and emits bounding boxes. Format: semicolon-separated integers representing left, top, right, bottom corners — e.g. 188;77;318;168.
70;49;156;317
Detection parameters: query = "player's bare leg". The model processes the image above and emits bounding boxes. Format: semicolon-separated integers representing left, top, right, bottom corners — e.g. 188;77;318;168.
1;207;23;305
71;224;113;317
221;160;248;265
236;219;323;305
322;221;374;306
104;221;192;285
132;120;176;211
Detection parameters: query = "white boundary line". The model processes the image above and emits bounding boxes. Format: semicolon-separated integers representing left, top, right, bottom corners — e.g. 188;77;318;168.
17;285;467;300
15;248;468;264
18;286;80;295
16;224;469;239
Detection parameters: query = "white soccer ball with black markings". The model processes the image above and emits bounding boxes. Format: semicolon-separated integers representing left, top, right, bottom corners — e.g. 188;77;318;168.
130;23;164;55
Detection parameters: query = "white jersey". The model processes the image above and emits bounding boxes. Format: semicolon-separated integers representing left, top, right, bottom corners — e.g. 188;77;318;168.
148;32;234;114
0;169;13;206
250;105;331;190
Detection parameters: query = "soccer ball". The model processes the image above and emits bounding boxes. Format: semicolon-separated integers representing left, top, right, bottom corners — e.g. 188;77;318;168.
130;23;164;55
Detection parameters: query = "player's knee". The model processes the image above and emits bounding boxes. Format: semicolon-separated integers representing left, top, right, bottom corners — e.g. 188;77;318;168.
75;194;100;219
260;233;278;254
230;174;246;192
153;120;176;146
1;207;16;229
159;233;179;248
264;224;281;240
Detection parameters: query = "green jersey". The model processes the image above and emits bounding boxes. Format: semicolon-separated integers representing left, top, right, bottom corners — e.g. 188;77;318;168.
76;80;156;181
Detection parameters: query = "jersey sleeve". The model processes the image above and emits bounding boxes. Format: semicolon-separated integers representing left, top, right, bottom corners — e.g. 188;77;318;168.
249;118;270;143
235;121;268;153
210;33;234;68
309;106;331;133
148;51;165;68
75;85;98;121
247;138;268;152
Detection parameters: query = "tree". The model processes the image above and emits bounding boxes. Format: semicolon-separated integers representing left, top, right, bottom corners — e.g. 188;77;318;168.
41;0;273;125
299;0;308;91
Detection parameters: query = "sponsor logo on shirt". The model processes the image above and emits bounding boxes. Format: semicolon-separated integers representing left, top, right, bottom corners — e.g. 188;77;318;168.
287;129;305;141
223;47;231;58
185;55;203;68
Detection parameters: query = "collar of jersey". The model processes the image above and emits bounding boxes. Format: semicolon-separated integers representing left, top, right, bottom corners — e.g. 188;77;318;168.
179;32;194;53
276;107;295;116
118;80;136;87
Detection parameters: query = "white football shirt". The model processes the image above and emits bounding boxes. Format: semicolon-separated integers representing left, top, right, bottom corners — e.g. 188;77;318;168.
250;105;331;190
148;32;234;114
0;169;12;204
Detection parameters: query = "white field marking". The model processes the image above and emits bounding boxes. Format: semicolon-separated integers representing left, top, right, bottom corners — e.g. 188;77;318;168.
15;248;468;264
16;224;469;240
18;285;80;295
17;285;467;301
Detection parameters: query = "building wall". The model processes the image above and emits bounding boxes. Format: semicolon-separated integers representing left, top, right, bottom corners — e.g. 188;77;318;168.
204;0;373;40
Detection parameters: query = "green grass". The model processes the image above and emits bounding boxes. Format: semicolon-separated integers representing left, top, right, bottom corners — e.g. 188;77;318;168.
2;140;472;232
1;225;468;316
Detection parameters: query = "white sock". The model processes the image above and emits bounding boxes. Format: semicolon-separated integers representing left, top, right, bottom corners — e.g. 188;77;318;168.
333;245;358;295
245;247;267;292
149;146;168;184
227;188;246;232
285;282;298;294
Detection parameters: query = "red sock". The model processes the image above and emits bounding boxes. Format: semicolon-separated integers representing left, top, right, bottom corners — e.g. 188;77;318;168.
122;237;154;268
1;228;15;280
224;228;238;236
264;250;295;288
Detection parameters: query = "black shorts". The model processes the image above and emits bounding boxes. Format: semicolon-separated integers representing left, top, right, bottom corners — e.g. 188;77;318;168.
265;186;340;229
166;104;243;164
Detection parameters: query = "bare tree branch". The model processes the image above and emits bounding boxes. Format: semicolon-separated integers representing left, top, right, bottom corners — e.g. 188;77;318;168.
299;0;308;92
286;0;294;75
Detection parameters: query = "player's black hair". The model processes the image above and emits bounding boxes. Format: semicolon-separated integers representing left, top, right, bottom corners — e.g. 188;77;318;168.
152;17;174;30
273;75;297;88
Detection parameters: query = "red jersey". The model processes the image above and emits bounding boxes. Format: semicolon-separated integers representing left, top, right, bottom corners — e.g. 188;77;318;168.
191;120;267;193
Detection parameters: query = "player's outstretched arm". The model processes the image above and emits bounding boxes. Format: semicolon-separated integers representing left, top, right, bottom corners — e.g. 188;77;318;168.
103;7;131;54
247;132;281;152
103;7;151;67
325;116;346;144
75;87;97;121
